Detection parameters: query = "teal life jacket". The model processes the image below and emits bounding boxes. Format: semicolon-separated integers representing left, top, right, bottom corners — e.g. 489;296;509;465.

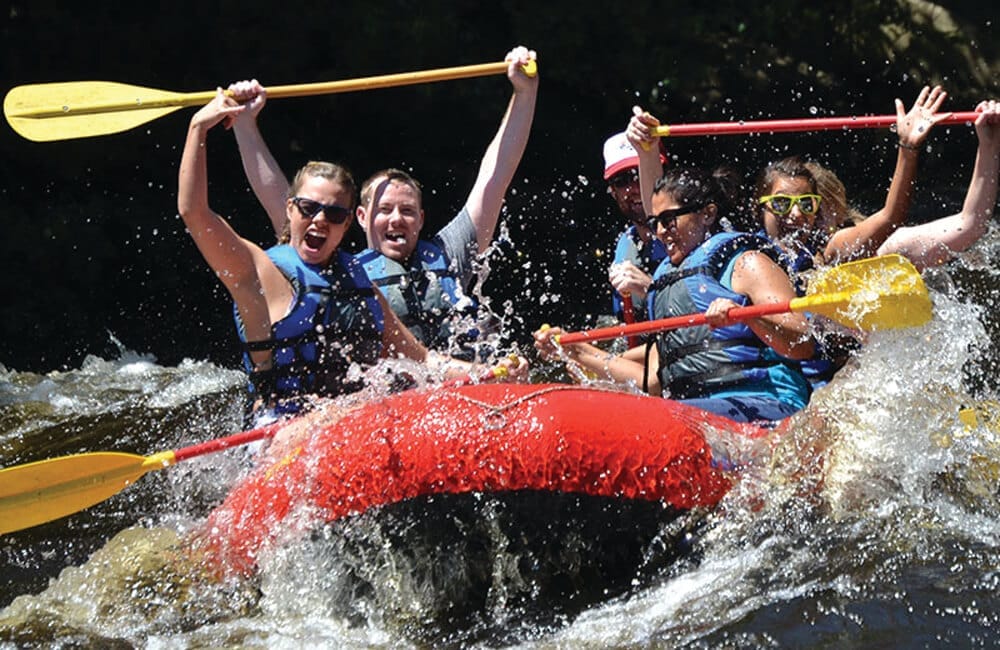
647;231;810;409
756;229;858;388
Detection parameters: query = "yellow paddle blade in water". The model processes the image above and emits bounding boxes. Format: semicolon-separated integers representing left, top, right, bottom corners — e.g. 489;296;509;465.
0;450;175;534
792;254;932;330
960;401;1000;432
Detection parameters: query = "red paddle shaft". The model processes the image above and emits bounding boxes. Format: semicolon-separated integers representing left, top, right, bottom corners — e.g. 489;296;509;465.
655;111;981;137
620;294;640;348
560;301;793;345
172;421;284;462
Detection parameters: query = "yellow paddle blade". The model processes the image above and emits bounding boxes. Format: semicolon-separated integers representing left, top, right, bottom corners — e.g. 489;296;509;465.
960;401;1000;432
791;254;932;330
3;81;209;142
0;450;175;534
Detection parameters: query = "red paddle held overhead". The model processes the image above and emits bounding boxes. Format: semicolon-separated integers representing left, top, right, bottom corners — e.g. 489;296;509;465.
652;111;980;137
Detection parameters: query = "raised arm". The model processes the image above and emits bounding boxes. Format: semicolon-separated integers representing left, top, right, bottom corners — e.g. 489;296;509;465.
229;79;292;239
464;46;539;253
626;106;666;217
825;86;950;261
177;89;280;352
178;90;259;288
878;99;1000;270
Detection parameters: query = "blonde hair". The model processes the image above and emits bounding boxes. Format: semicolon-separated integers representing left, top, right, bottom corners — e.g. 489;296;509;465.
804;161;866;232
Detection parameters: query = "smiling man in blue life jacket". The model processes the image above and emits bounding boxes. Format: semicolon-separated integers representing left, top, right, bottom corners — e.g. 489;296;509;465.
229;46;538;360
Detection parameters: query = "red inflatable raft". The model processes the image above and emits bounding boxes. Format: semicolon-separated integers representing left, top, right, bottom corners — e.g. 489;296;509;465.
201;382;769;574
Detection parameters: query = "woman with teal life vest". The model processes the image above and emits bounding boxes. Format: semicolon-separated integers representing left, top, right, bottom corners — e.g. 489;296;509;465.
673;86;943;389
227;46;538;361
177;89;527;420
535;162;815;424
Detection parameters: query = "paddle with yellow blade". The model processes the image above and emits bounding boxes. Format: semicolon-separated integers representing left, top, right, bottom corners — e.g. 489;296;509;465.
4;59;537;142
558;254;932;345
0;421;284;536
0;367;511;536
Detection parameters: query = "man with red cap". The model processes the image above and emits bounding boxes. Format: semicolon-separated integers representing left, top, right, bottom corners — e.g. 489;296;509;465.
603;131;666;324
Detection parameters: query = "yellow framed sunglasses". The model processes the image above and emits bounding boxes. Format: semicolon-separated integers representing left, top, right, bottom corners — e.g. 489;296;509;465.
759;193;822;216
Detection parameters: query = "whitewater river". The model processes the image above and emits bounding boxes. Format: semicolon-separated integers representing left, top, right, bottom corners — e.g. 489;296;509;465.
2;239;1000;648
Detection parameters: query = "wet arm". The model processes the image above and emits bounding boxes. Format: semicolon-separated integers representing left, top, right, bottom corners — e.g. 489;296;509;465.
178;95;260;294
878;100;1000;269
534;327;661;395
730;251;815;360
826;86;948;261
464;47;538;253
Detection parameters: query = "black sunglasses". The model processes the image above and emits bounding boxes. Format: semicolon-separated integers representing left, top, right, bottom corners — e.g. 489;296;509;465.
608;170;639;189
646;203;706;230
291;197;352;224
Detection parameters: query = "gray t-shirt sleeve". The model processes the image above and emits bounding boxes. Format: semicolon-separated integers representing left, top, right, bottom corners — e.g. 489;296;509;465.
433;206;479;288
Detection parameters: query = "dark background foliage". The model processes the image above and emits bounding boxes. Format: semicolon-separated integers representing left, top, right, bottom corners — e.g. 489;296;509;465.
1;0;998;372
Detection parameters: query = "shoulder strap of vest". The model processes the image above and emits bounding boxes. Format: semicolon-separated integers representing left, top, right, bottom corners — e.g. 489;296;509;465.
243;338;274;353
649;265;709;293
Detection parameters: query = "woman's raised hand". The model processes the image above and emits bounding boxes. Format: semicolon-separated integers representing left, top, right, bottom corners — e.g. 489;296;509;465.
895;85;950;149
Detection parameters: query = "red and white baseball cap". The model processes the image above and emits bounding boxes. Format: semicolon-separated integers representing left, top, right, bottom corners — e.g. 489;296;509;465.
602;131;667;180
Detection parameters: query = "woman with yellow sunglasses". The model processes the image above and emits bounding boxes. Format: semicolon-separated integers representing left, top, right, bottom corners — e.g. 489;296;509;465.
753;85;949;274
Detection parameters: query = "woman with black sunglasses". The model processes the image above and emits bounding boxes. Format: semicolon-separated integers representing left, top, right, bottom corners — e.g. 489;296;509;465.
178;89;526;422
226;46;538;363
536;129;815;423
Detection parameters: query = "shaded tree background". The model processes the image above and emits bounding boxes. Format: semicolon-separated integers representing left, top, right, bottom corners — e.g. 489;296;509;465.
1;0;998;372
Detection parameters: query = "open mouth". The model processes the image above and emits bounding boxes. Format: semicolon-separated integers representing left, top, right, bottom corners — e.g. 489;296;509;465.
386;231;407;244
304;230;328;251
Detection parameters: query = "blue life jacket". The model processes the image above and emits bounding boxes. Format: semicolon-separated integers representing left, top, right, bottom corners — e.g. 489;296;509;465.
236;245;384;411
647;231;810;410
355;240;479;353
612;225;667;321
